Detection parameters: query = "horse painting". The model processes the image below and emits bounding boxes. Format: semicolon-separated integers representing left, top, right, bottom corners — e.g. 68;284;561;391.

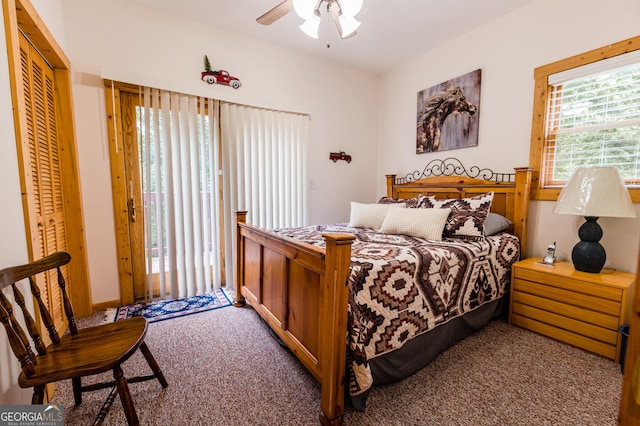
416;82;479;153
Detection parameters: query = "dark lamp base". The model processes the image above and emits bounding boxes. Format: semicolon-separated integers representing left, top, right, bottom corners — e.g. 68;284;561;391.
572;216;606;273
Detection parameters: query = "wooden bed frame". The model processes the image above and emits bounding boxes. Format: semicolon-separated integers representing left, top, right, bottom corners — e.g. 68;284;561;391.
234;161;532;425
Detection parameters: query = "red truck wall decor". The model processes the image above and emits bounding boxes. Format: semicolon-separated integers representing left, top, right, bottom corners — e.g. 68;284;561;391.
202;55;242;89
329;151;352;163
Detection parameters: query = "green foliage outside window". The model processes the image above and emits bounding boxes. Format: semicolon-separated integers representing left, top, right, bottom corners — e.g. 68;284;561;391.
549;63;640;183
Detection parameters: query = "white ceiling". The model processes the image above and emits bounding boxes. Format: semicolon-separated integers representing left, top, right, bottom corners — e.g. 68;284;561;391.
126;0;534;74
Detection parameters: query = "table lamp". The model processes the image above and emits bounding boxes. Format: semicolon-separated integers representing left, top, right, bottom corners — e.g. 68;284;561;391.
553;166;636;273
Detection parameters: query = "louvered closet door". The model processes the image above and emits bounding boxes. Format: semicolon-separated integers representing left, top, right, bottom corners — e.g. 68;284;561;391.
19;33;68;336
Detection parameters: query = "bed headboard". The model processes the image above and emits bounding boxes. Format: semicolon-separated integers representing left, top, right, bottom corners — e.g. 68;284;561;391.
385;158;532;256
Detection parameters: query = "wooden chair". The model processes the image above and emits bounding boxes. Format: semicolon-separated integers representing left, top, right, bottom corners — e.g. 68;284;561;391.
0;252;168;425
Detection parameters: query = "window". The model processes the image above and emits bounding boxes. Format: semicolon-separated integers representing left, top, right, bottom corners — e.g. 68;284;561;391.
529;35;640;202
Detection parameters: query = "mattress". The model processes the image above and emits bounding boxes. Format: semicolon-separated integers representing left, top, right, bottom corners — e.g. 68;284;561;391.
274;223;520;407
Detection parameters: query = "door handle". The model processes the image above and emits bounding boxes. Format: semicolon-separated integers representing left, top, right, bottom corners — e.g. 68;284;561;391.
128;180;136;222
128;197;136;222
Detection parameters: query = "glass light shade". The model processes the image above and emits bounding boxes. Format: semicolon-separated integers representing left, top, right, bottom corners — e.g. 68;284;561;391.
338;14;360;38
339;0;364;17
299;14;321;39
553;167;636;218
293;0;316;19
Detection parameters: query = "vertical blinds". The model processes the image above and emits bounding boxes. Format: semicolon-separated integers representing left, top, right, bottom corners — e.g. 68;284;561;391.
141;89;222;299
220;103;309;289
221;104;308;229
138;87;308;299
543;51;640;186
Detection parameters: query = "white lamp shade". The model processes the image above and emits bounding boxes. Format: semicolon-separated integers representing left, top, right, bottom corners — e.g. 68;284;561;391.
299;14;321;39
340;0;364;17
338;14;360;38
293;0;316;19
553;166;636;218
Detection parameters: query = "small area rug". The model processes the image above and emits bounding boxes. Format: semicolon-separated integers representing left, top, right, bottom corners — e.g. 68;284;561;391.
112;287;232;323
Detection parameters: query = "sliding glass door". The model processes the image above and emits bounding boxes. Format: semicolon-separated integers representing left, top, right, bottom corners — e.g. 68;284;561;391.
106;83;308;302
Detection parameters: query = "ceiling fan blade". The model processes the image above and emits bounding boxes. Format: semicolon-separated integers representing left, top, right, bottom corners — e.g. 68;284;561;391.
328;2;358;39
257;0;294;25
328;2;344;37
342;30;357;39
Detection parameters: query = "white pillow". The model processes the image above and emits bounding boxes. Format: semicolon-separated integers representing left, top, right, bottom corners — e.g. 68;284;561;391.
349;202;406;229
379;208;451;241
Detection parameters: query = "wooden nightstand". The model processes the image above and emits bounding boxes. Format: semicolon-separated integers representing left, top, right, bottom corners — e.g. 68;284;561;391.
509;257;635;362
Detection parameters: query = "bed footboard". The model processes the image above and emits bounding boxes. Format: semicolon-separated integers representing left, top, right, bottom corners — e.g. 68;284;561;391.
232;163;532;424
234;211;354;425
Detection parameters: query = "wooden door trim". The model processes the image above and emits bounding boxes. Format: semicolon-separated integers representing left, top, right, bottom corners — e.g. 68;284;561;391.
3;0;92;316
104;85;162;303
120;92;146;300
104;82;135;305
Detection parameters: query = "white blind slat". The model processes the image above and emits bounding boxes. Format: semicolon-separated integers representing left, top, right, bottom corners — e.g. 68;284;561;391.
142;87;154;300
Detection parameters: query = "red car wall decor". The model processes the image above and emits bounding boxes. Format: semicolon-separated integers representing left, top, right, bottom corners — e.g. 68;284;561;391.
202;55;242;89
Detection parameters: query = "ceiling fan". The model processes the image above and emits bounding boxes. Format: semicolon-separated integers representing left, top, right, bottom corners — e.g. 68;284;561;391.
257;0;363;39
257;0;294;25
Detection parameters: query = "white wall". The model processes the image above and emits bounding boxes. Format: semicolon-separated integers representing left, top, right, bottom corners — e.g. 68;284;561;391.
376;0;640;273
61;0;379;304
0;6;29;407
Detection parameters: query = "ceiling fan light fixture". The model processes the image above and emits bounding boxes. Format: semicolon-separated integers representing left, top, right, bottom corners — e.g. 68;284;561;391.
338;0;364;18
289;0;363;40
338;14;360;38
293;0;317;20
299;13;321;39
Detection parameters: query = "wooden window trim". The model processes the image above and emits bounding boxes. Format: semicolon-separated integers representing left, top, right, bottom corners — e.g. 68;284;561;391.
529;35;640;202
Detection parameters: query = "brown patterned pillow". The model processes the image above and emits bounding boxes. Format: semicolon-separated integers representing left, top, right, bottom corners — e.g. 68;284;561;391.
377;196;419;208
417;192;494;240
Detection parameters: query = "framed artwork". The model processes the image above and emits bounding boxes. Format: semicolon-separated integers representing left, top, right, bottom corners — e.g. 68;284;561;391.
416;69;481;154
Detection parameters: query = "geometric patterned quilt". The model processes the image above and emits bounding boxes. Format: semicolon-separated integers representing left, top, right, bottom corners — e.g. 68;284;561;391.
274;224;520;398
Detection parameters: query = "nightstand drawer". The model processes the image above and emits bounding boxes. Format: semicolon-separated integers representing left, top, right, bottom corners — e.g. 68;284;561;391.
511;290;620;330
513;278;622;317
514;268;624;302
511;301;619;344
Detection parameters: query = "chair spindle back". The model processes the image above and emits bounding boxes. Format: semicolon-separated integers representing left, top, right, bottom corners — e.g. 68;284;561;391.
0;252;74;378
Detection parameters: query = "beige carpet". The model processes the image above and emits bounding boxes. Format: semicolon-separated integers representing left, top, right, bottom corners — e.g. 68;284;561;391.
51;303;622;425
